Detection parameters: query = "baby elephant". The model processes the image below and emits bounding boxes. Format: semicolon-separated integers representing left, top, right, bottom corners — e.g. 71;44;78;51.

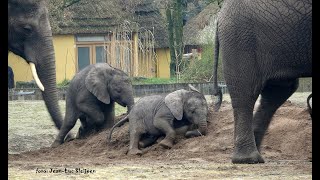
51;63;134;148
108;84;208;155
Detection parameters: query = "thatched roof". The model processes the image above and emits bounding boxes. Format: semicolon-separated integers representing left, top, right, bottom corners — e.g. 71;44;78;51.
132;1;169;49
48;0;169;48
183;3;220;45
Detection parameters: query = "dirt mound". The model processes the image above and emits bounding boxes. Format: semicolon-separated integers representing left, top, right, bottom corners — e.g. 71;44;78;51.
9;101;312;164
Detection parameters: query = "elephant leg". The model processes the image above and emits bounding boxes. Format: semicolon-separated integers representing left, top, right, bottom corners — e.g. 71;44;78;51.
253;79;298;150
154;118;176;149
128;126;143;155
174;124;203;138
51;109;78;148
102;103;115;130
175;125;190;136
64;133;75;142
76;116;86;139
226;75;264;164
76;116;95;139
78;103;105;130
139;134;158;148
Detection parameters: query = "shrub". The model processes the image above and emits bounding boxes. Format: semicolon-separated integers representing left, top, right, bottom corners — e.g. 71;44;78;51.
181;43;224;82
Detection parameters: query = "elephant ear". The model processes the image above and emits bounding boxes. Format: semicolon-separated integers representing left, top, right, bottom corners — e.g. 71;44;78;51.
85;66;110;104
188;84;200;93
164;90;187;120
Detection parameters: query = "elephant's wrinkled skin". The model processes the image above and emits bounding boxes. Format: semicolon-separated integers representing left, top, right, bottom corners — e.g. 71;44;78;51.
8;0;67;138
51;63;134;147
109;85;208;155
212;0;312;164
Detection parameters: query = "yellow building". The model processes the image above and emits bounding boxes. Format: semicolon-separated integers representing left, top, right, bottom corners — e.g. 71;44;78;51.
9;0;171;84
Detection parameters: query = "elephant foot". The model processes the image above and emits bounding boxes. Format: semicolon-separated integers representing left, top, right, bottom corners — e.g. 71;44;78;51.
128;149;143;156
232;150;265;164
139;135;158;148
64;133;75;142
185;130;202;138
76;127;95;139
139;141;148;148
50;140;62;148
159;139;173;149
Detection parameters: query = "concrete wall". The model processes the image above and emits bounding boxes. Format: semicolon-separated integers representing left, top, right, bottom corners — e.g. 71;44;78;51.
8;82;228;101
8;78;312;101
8;77;312;101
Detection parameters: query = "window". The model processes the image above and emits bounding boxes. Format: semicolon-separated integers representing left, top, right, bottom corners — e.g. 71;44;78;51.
95;46;106;64
76;35;111;72
76;45;108;72
77;47;90;71
76;36;109;42
75;34;134;74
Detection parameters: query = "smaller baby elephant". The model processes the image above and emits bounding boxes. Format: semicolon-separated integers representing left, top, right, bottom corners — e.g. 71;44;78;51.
51;63;134;148
108;84;208;155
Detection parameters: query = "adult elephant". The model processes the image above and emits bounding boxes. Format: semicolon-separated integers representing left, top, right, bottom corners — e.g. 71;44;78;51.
108;84;208;155
212;0;312;164
51;63;135;147
8;66;14;89
8;0;66;135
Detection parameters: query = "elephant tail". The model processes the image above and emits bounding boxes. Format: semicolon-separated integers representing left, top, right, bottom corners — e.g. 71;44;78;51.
107;115;129;142
307;93;312;119
212;19;222;112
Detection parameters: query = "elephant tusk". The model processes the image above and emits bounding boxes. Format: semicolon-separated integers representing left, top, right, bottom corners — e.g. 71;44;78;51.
30;63;45;91
197;129;203;136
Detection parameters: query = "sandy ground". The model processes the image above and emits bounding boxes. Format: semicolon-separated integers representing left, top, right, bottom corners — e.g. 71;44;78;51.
8;92;312;179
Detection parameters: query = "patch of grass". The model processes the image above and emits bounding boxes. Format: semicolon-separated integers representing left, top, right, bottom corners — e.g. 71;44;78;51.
57;79;71;88
8;100;129;154
114;104;128;116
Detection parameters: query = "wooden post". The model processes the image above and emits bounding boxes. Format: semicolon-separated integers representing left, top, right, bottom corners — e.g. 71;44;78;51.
133;32;139;77
130;32;133;76
110;31;116;67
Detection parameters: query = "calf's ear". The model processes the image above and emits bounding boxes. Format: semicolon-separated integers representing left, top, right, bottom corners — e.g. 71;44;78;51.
85;66;110;104
188;84;200;93
164;90;187;120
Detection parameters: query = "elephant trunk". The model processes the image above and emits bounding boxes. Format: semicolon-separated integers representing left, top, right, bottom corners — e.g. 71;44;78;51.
198;118;208;135
34;36;63;130
185;117;207;138
127;104;133;114
126;96;135;114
